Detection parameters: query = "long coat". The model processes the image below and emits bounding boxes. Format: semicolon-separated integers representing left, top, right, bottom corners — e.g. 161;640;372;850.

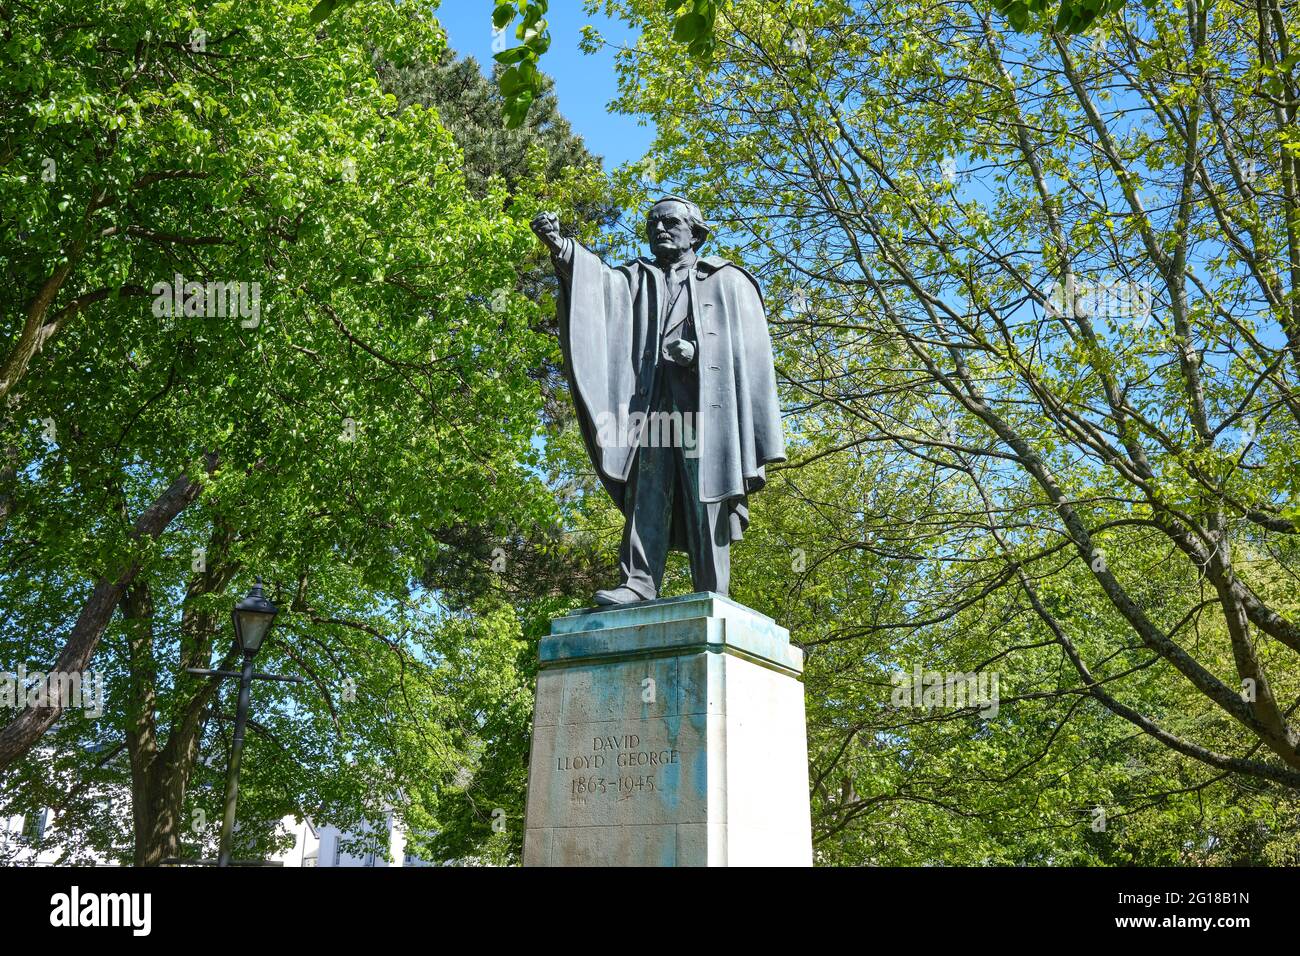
555;241;785;546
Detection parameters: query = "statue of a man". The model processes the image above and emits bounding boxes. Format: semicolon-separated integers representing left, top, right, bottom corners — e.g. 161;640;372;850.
532;197;784;605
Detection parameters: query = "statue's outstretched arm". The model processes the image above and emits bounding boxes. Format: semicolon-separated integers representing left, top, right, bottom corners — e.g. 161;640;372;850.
531;211;577;281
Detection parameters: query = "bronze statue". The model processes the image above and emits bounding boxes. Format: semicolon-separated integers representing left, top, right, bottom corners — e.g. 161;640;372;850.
532;197;784;605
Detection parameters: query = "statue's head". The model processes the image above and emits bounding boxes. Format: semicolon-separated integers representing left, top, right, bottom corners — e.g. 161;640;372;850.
646;196;709;261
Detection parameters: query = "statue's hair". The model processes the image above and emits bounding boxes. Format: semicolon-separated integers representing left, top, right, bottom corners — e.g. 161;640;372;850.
648;195;710;250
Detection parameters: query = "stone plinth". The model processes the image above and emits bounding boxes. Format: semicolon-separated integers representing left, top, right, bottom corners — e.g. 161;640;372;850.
522;592;812;866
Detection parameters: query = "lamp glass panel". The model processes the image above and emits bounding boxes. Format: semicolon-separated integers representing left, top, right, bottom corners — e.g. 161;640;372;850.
236;611;274;654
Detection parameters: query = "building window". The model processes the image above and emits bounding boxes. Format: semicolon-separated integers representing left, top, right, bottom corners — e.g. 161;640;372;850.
21;810;48;844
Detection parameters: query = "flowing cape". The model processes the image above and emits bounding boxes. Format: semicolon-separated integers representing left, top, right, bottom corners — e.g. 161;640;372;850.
556;242;785;546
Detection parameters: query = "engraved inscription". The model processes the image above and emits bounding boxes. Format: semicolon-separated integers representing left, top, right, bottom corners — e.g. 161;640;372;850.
557;731;683;801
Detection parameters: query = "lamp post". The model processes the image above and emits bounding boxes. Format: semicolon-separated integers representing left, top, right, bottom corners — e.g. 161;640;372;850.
185;577;303;867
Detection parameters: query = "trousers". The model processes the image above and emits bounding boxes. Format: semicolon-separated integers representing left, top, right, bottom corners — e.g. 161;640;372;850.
617;362;731;599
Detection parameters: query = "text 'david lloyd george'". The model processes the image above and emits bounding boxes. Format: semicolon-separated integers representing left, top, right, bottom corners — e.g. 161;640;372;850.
558;734;683;800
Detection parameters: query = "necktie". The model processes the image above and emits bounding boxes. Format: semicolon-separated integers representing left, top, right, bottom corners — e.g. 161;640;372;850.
662;260;691;331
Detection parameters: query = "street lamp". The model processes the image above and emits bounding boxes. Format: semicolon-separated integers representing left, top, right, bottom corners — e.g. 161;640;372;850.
232;578;278;655
185;577;302;867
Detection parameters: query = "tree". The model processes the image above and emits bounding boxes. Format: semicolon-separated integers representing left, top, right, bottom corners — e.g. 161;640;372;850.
375;47;620;863
317;0;1126;131
727;443;1300;863
0;0;589;864
593;0;1300;850
375;47;620;426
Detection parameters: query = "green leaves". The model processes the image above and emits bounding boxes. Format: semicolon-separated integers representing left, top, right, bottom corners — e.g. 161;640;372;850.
597;0;1300;859
307;0;724;128
308;0;360;26
491;0;551;129
990;0;1125;34
493;3;517;30
664;0;719;59
497;56;540;128
0;0;579;865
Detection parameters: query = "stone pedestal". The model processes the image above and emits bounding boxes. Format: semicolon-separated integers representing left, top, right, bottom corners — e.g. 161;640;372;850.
522;592;812;866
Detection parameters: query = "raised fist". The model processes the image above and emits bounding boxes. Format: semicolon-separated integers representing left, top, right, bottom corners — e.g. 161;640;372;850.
530;211;564;254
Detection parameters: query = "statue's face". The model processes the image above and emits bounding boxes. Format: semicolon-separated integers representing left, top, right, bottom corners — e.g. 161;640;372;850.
646;201;696;261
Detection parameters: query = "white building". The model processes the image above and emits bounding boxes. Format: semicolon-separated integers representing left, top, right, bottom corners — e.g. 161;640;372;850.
2;803;432;867
271;816;428;868
272;812;434;867
0;741;122;866
1;809;59;865
2;746;433;866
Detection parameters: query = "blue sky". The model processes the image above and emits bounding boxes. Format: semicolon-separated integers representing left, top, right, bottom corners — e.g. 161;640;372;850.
434;2;654;171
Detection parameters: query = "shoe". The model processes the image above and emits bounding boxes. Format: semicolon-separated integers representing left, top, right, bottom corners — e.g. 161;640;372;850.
592;586;649;606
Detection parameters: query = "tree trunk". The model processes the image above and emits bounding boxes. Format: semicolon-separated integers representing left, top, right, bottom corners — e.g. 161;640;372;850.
124;520;238;864
0;452;218;773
